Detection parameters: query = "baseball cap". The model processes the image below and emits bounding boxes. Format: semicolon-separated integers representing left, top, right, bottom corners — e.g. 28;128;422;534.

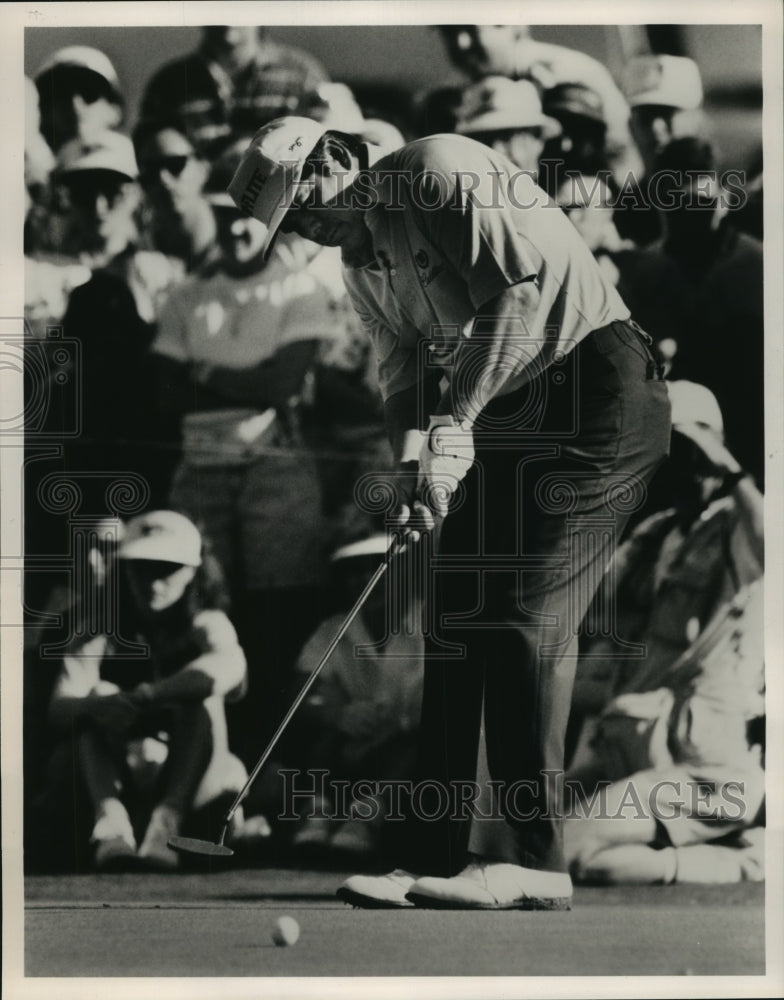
455;78;561;138
227;116;328;254
56;130;138;181
667;380;723;434
543;82;606;126
35;45;121;99
622;55;703;111
119;511;202;567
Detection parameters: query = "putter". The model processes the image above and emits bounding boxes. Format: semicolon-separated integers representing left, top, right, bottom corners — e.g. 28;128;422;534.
168;536;403;857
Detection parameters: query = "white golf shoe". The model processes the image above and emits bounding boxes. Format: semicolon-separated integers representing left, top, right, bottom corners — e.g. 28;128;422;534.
336;869;418;908
406;857;573;910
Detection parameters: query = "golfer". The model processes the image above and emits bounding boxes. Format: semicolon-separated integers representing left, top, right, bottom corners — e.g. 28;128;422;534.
230;118;671;909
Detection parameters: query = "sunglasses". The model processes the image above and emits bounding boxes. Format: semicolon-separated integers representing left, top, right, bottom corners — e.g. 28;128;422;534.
138;155;192;187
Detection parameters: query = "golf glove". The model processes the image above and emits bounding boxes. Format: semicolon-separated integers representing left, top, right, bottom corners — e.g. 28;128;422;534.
418;415;475;517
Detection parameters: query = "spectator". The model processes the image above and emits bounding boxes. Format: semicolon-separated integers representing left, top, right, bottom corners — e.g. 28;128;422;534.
288;536;425;861
541;82;610;194
616;54;706;246
151;140;345;766
565;382;764;885
133;116;219;273
140;26;328;153
34;46;124;153
732;147;763;241
54;130;142;267
454;77;560;177
58;131;184;508
24;76;55;207
40;511;251;872
617;137;764;485
23;516;124;872
301;81;407;152
24;75;92;335
555;173;635;287
435;25;634;172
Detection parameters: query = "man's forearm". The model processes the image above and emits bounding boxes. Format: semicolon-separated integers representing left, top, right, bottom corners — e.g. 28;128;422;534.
384;377;440;463
441;280;543;428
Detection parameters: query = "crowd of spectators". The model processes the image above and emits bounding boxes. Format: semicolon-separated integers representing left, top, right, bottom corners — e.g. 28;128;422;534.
23;24;765;881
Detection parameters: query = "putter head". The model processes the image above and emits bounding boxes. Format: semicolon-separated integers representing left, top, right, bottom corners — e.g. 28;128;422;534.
167;835;234;857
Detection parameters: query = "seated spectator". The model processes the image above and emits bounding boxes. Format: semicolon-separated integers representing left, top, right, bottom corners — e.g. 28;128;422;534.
140;26;328;153
151;140;346;767
617;137;764;485
34;46;124;154
454;77;560;178
287;536;425;860
616;54;707;246
23;515;124;873
565;382;764;884
39;510;254;872
541;82;610;194
133;116;219;273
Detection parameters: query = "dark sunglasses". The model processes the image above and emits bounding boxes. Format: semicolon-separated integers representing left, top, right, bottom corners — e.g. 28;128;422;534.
138;155;192;187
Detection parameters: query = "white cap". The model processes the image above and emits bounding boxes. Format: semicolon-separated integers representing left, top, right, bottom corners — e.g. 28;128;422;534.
456;77;561;138
57;130;138;181
35;45;121;96
228;116;328;255
622;55;703;111
667;380;723;434
120;511;202;566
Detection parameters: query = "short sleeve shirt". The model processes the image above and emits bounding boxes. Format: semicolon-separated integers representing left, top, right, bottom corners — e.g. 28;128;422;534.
343;135;630;400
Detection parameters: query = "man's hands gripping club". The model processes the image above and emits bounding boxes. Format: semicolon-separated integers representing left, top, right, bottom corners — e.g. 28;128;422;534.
392;416;475;539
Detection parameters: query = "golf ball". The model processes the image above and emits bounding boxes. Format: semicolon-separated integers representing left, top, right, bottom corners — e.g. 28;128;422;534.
272;916;300;947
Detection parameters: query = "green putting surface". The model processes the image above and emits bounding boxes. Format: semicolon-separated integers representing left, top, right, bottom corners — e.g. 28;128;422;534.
22;869;765;979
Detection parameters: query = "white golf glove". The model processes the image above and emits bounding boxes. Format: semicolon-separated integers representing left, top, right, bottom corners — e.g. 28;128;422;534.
417;415;475;517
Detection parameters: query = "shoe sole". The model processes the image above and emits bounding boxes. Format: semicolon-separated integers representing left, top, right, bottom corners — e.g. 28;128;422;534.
335;887;414;909
405;891;572;911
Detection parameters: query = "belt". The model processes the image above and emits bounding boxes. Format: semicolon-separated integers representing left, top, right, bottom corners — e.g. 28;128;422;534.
588;318;666;380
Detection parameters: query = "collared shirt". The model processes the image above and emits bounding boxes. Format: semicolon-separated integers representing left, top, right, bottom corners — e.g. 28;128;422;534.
343;134;629;401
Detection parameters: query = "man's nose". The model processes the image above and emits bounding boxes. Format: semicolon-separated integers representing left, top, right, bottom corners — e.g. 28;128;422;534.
92;193;111;219
650;116;671;148
455;29;474;52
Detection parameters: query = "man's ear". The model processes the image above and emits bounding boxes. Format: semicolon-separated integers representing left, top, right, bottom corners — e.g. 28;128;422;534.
324;144;354;172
